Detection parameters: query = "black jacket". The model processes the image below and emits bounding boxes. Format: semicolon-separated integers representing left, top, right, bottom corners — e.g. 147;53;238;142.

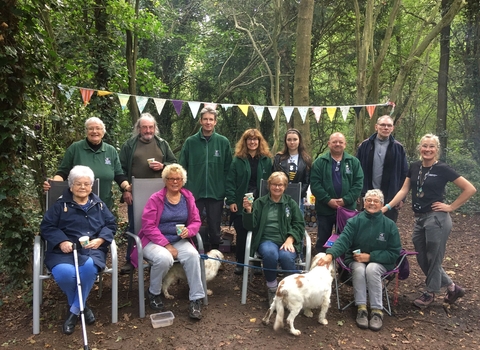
273;154;310;198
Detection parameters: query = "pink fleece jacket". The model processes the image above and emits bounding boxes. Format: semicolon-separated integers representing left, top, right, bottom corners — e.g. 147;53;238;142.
130;187;201;268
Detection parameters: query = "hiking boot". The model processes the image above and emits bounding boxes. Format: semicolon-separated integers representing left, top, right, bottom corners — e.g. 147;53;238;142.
267;287;277;306
84;306;95;325
189;299;202;320
413;292;435;309
120;262;134;275
147;290;164;311
355;309;369;329
444;284;465;304
369;312;383;331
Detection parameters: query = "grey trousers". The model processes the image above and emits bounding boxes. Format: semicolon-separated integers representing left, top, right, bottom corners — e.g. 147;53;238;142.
412;211;453;294
350;261;387;310
143;239;205;301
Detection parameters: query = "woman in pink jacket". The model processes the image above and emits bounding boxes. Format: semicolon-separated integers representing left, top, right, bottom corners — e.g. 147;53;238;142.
130;164;204;319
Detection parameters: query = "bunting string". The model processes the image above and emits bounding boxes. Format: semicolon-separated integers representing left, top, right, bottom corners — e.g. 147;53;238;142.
59;84;395;123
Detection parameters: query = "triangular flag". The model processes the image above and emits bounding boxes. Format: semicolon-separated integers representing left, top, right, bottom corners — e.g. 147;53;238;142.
297;107;309;123
366;105;376;119
221;103;234;110
312;107;322;123
188;101;202;119
80;88;94;106
171;100;184;116
58;84;76;100
117;93;130;110
326;107;337;121
340;106;350;121
135;96;149;113
97;90;112;96
253;105;264;121
238;104;249;116
153;98;167;115
353;106;362;118
283;106;295;123
204;103;217;110
268;106;279;121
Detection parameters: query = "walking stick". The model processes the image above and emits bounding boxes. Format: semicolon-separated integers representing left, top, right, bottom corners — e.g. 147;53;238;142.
73;243;89;350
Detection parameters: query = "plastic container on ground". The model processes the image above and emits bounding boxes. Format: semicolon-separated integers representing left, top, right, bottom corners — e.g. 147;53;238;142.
150;311;175;328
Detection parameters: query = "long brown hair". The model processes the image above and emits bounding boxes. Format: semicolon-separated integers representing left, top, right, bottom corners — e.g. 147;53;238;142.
234;128;272;159
276;128;312;169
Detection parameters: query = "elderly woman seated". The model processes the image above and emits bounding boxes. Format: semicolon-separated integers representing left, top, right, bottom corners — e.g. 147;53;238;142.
40;165;116;335
317;189;401;331
242;171;305;305
130;164;205;319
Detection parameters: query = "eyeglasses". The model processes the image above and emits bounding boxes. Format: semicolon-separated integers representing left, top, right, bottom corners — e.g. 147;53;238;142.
247;138;258;141
270;183;285;188
377;123;393;128
166;177;183;183
365;198;381;204
73;182;92;188
87;127;103;132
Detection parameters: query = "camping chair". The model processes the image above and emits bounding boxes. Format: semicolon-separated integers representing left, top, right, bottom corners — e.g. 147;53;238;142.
33;179;118;334
125;177;207;318
241;180;311;304
325;206;417;315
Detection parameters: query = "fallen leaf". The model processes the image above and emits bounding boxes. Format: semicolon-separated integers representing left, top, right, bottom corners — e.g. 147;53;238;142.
250;318;256;323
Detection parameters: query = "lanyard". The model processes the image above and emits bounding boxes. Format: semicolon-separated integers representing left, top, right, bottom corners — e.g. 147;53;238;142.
416;161;437;197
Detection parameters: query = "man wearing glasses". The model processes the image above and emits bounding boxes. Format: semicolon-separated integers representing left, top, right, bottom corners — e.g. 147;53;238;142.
311;132;364;252
356;115;408;222
119;113;177;274
179;107;232;250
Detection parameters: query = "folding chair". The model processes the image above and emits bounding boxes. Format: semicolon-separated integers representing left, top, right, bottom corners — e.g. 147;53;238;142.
241;180;311;304
125;177;208;318
33;179;118;334
326;206;417;315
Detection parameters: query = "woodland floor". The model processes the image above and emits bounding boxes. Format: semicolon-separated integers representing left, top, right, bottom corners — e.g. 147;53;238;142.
1;203;480;349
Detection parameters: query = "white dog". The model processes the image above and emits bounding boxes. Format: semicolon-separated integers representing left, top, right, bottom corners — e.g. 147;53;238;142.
262;252;334;336
162;249;224;299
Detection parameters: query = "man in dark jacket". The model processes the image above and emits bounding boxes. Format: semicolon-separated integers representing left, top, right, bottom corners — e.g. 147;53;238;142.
356;115;408;222
119;113;177;274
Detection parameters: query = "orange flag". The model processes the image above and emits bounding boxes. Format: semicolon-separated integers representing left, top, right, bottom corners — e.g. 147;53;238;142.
366;105;376;119
80;89;94;106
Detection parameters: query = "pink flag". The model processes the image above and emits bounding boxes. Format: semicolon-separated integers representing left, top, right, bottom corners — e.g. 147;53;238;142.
80;89;94;106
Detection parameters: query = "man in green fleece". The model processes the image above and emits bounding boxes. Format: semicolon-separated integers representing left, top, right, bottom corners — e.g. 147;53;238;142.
179;107;232;249
310;132;364;252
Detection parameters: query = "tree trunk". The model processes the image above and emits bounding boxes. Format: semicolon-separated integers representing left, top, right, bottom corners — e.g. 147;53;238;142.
293;0;314;153
126;0;140;125
436;0;451;162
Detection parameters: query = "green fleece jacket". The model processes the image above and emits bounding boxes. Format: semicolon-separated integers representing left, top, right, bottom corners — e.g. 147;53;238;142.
326;210;401;271
179;129;232;200
225;155;272;209
242;194;305;256
310;151;364;216
119;134;177;180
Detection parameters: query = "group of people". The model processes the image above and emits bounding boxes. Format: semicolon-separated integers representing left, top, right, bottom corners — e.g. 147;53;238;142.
41;110;476;335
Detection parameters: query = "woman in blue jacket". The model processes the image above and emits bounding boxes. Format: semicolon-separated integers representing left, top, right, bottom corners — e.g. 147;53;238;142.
226;129;272;275
41;165;116;335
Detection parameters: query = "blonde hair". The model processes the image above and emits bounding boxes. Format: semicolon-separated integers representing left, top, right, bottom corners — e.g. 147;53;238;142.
267;171;288;187
417;133;441;161
162;164;187;184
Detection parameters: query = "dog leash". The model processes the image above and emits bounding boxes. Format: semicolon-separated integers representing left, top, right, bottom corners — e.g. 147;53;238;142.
199;254;306;274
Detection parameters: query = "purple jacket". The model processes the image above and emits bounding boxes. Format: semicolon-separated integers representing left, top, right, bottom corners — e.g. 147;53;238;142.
130;187;201;268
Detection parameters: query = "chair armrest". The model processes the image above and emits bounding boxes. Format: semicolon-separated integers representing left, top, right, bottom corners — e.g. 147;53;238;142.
303;230;311;270
195;232;205;254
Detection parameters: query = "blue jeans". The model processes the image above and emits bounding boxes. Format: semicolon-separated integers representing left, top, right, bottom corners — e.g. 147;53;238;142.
51;257;98;315
258;240;297;283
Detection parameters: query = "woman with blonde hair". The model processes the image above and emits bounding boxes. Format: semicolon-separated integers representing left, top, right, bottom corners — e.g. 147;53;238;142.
383;134;476;309
226;129;272;275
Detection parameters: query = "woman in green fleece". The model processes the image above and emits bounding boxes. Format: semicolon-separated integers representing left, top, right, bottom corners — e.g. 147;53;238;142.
242;172;305;305
317;189;401;332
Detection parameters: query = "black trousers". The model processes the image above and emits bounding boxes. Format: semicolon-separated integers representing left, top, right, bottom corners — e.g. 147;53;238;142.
195;198;224;247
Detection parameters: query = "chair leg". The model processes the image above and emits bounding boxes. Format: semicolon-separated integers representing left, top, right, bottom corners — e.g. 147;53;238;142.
200;255;208;306
111;241;118;323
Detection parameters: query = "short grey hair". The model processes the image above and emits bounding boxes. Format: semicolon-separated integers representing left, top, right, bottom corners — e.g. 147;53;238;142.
133;113;160;137
364;189;384;204
85;117;106;133
68;165;94;187
200;107;218;120
161;164;188;184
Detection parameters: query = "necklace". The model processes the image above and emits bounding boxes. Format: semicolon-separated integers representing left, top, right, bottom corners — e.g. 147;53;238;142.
166;193;181;204
416;161;437;198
